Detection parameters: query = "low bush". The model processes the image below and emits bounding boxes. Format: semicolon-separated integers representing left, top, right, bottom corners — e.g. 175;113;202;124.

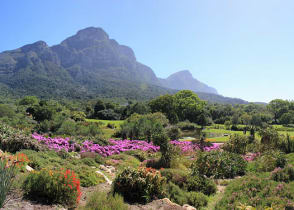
222;134;250;154
124;150;148;161
78;168;105;187
0;123;45;153
271;165;294;183
192;151;247;179
23;169;81;207
83;191;127;210
165;182;209;208
186;173;217;196
215;174;294;209
177;121;198;131
81;158;97;167
166;126;182;140
112;167;166;203
186;191;208;209
247;150;287;173
160;169;189;188
165;182;188;205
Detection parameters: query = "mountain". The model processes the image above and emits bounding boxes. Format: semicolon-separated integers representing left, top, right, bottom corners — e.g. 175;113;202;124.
0;27;248;104
0;27;172;100
159;70;218;94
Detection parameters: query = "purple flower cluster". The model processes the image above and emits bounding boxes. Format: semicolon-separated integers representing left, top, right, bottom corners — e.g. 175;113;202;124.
243;152;260;162
32;134;222;157
32;134;159;157
32;133;76;152
81;139;160;157
170;140;222;153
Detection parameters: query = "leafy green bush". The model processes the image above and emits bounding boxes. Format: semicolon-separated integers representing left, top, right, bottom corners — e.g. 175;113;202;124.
222;134;250;154
0;159;15;208
23;169;81;207
83;191;128;210
280;135;294;153
271;165;294;183
81;158;97;167
215;174;294;209
0;123;45;153
94;154;106;165
192;151;247;179
124;150;148;161
112;167;166;203
160;169;189;188
186;191;208;209
165;182;188;205
177;121;198;131
166;126;182;140
165;182;208;208
186;173;216;196
78;169;105;187
247;150;287;172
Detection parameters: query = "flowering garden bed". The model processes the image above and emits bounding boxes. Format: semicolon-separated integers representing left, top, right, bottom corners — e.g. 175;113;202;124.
32;134;221;157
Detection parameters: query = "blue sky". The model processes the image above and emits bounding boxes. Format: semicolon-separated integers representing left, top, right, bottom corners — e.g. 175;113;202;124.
1;0;294;102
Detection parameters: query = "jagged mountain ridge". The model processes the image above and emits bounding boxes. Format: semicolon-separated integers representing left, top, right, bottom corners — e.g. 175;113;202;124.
0;27;248;104
159;70;218;95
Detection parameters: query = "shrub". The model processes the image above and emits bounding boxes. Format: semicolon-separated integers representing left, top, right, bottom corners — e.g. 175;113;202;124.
81;158;97;167
112;167;166;203
215;174;294;209
186;173;216;196
271;165;294;183
83;191;127;210
94;154;105;165
186;191;208;209
78;169;105;187
124;150;148;162
192;151;247;179
0;159;15;208
166;126;182;140
165;182;188;205
23;169;81;207
280;134;294;153
247;150;287;172
176;121;198;131
222;134;250;154
165;182;208;208
160;169;189;188
0;123;45;153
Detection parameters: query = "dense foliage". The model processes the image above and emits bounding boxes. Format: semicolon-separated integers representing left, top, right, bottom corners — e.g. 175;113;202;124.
192;151;247;178
215;174;294;209
23;169;81;207
112;167;166;203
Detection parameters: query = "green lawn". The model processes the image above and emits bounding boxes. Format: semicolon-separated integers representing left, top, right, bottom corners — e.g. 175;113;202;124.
86;119;124;127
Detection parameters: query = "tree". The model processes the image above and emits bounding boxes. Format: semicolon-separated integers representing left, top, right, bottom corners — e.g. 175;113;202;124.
94;100;106;117
268;99;289;124
149;94;178;124
0;104;15;118
174;90;205;123
19;96;39;106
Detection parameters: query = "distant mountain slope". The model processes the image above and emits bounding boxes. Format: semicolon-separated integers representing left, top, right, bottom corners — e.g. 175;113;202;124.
0;27;171;100
159;70;218;94
0;27;249;104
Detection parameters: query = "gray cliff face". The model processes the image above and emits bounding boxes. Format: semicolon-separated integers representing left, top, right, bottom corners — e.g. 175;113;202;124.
159;70;218;94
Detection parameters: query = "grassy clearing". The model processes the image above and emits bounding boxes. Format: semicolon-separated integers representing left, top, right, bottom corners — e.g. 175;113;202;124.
86;119;124;139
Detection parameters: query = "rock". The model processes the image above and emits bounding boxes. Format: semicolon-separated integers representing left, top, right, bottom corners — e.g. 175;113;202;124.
26;165;34;172
182;204;196;210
